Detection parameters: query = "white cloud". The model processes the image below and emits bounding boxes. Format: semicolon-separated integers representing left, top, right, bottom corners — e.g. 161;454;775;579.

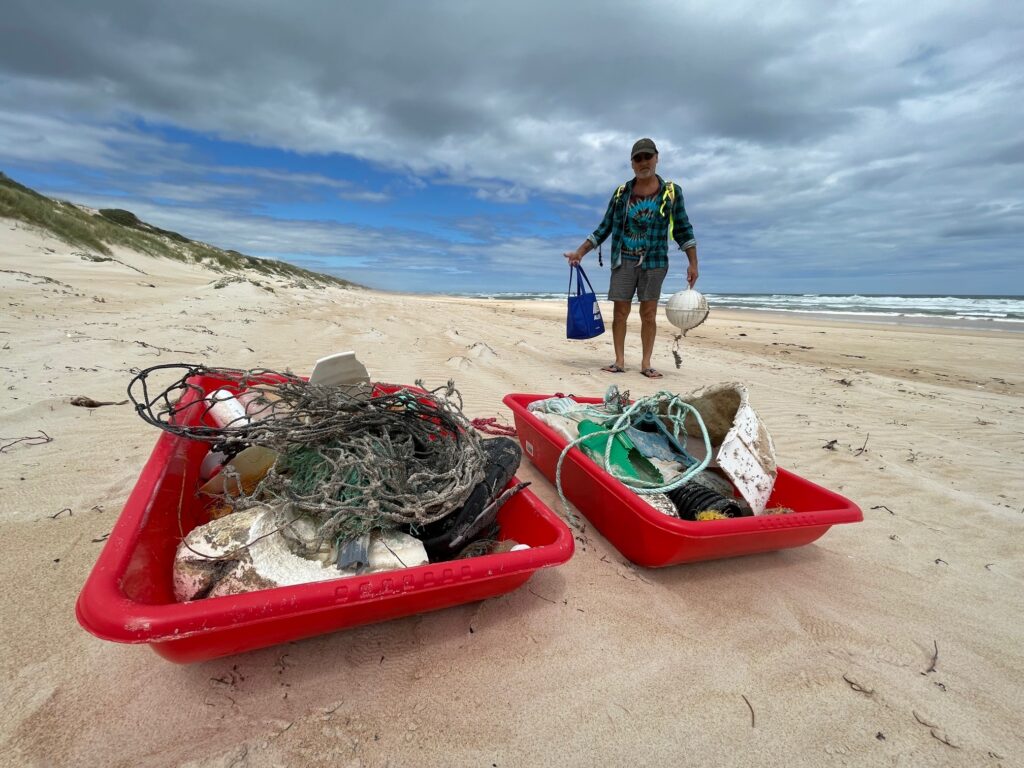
1;0;1021;292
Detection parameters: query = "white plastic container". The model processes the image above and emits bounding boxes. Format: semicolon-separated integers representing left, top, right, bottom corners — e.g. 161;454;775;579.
207;389;249;428
309;351;370;388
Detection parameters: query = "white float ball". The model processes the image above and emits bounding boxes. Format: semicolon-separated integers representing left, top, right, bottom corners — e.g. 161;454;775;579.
664;289;709;332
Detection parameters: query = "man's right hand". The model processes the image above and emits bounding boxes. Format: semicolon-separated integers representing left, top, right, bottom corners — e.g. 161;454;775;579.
564;250;583;264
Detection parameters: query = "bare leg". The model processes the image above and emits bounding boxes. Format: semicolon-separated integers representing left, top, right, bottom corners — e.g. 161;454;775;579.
612;301;631;368
639;299;658;370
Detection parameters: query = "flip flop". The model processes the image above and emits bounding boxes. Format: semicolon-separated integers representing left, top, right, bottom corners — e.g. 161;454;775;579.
641;368;664;379
601;364;626;373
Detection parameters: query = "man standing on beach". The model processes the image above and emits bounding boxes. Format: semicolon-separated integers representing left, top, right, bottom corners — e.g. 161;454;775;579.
564;138;698;379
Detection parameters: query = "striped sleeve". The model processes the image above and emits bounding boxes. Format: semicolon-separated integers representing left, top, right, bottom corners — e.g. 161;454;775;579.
671;183;696;250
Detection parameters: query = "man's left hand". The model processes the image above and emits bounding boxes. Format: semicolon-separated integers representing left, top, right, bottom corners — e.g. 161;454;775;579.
687;263;699;287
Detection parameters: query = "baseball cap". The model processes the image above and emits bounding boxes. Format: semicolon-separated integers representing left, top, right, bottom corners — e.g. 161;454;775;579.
631;138;658;159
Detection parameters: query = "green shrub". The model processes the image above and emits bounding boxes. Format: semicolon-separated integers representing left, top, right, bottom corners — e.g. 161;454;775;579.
98;208;142;227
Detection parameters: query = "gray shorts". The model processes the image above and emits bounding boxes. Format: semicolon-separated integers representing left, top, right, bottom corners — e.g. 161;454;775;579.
608;260;668;302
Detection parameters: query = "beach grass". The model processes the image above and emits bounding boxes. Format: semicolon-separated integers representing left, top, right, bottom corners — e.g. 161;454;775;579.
0;171;358;289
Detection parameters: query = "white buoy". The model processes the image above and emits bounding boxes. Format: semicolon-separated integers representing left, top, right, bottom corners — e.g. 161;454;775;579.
664;289;709;334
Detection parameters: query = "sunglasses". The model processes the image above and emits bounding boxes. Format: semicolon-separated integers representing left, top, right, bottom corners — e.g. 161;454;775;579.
632;152;655;162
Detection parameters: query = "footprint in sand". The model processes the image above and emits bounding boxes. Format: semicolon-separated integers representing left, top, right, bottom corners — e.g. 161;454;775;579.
466;342;497;361
444;328;462;343
446;356;473;371
514;340;540;354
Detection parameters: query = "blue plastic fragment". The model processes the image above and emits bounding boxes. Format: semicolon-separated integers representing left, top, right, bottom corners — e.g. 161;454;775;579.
625;412;697;466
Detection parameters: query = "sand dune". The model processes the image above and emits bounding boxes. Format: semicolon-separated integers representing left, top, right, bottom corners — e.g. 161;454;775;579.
1;218;1022;766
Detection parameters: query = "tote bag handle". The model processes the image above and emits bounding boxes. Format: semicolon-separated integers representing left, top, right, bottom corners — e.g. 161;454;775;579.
568;263;598;296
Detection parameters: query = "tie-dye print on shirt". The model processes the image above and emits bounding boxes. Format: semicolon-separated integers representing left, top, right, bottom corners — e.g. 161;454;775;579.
621;193;659;260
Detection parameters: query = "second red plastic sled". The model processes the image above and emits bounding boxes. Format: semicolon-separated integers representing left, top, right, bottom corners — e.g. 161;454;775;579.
503;392;862;568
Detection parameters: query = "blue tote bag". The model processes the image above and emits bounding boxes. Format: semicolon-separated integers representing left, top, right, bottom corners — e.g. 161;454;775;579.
566;264;606;340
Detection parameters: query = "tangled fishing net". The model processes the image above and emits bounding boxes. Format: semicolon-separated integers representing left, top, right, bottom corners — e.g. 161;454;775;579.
128;364;487;551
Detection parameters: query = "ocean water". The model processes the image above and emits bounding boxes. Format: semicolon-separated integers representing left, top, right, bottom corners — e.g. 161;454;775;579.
463;292;1024;328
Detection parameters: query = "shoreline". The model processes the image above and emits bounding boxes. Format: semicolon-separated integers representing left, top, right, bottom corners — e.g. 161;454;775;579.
426;293;1024;337
702;307;1024;335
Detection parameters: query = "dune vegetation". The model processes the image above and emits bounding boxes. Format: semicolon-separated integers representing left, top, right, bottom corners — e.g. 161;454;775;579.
0;171;358;288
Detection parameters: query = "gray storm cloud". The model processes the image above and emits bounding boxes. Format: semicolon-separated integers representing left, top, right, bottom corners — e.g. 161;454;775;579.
1;0;1021;292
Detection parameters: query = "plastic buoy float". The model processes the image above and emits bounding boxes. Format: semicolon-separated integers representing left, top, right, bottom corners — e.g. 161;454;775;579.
664;288;709;334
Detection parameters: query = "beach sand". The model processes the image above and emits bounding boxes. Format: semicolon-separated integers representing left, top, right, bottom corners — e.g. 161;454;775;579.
2;218;1023;767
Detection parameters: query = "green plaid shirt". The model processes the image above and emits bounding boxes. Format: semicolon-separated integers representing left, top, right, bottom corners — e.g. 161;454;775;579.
587;175;696;270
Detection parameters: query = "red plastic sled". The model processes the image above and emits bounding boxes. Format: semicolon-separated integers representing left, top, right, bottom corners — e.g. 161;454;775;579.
76;376;574;663
503;393;862;567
